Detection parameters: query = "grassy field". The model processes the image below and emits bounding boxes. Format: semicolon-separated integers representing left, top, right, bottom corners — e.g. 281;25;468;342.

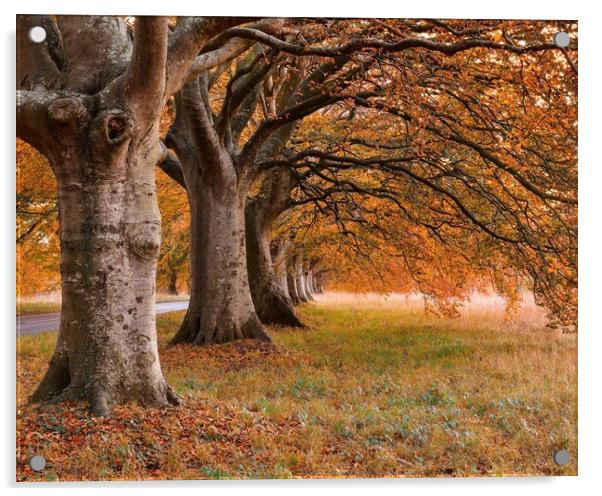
16;293;189;315
16;294;577;481
16;301;62;315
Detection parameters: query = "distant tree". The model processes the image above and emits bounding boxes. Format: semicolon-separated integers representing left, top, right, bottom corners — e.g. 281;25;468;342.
156;169;190;295
16;142;60;295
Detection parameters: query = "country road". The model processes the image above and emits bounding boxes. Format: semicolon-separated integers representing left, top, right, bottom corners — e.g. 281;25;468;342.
16;300;190;336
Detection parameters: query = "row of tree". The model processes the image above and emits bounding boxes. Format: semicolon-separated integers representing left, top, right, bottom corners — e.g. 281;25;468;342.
17;16;577;415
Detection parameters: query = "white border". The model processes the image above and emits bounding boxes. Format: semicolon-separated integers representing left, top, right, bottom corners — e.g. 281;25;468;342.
2;1;600;495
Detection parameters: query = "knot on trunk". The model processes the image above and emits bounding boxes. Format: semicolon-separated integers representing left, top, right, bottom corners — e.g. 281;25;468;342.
47;96;88;126
102;110;132;146
125;221;161;261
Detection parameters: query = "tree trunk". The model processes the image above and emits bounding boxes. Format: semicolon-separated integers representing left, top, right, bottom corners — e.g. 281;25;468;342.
287;268;300;305
160;52;352;338
295;256;310;303
271;237;291;300
246;215;303;327
30;96;177;416
313;272;323;294
245;170;303;327
305;270;315;300
170;171;271;344
167;266;179;295
17;15;257;414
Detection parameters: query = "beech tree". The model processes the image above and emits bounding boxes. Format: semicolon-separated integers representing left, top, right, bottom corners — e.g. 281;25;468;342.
248;19;577;325
16;15;255;415
246;168;306;326
161;37;352;341
267;24;578;323
160;18;576;339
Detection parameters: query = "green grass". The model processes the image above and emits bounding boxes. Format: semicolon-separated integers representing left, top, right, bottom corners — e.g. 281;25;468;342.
16;293;189;315
17;297;577;480
155;293;190;303
17;301;62;315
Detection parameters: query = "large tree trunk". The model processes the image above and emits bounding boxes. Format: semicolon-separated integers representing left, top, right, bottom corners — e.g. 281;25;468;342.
160;53;350;338
29;97;177;416
245;170;303;327
170;166;271;344
18;16;181;416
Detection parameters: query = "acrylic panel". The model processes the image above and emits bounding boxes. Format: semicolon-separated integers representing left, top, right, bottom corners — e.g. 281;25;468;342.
16;15;578;481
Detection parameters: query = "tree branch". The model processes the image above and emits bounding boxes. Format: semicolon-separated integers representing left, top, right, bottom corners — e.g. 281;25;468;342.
158;146;187;190
16;89;56;157
239;92;376;170
124;16;169;126
202;26;563;59
166;17;256;97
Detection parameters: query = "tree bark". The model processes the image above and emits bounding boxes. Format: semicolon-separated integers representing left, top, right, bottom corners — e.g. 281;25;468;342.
287;267;300;305
245;169;303;327
170;172;271;344
30;120;177;415
294;256;310;303
17;16;186;415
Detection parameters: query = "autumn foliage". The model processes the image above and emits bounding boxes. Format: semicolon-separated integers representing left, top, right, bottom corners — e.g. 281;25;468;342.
17;18;577;327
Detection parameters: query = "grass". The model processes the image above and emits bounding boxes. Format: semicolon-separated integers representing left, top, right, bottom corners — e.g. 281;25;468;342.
17;293;189;315
17;301;62;315
16;294;577;480
155;294;191;303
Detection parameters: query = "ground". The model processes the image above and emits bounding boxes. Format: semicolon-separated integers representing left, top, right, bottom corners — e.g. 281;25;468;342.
16;293;577;481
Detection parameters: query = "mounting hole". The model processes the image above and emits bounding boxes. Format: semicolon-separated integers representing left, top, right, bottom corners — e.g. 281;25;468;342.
554;32;570;48
28;454;46;472
28;26;47;43
553;449;570;466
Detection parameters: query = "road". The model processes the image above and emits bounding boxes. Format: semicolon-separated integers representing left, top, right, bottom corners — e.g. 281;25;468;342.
17;300;189;336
